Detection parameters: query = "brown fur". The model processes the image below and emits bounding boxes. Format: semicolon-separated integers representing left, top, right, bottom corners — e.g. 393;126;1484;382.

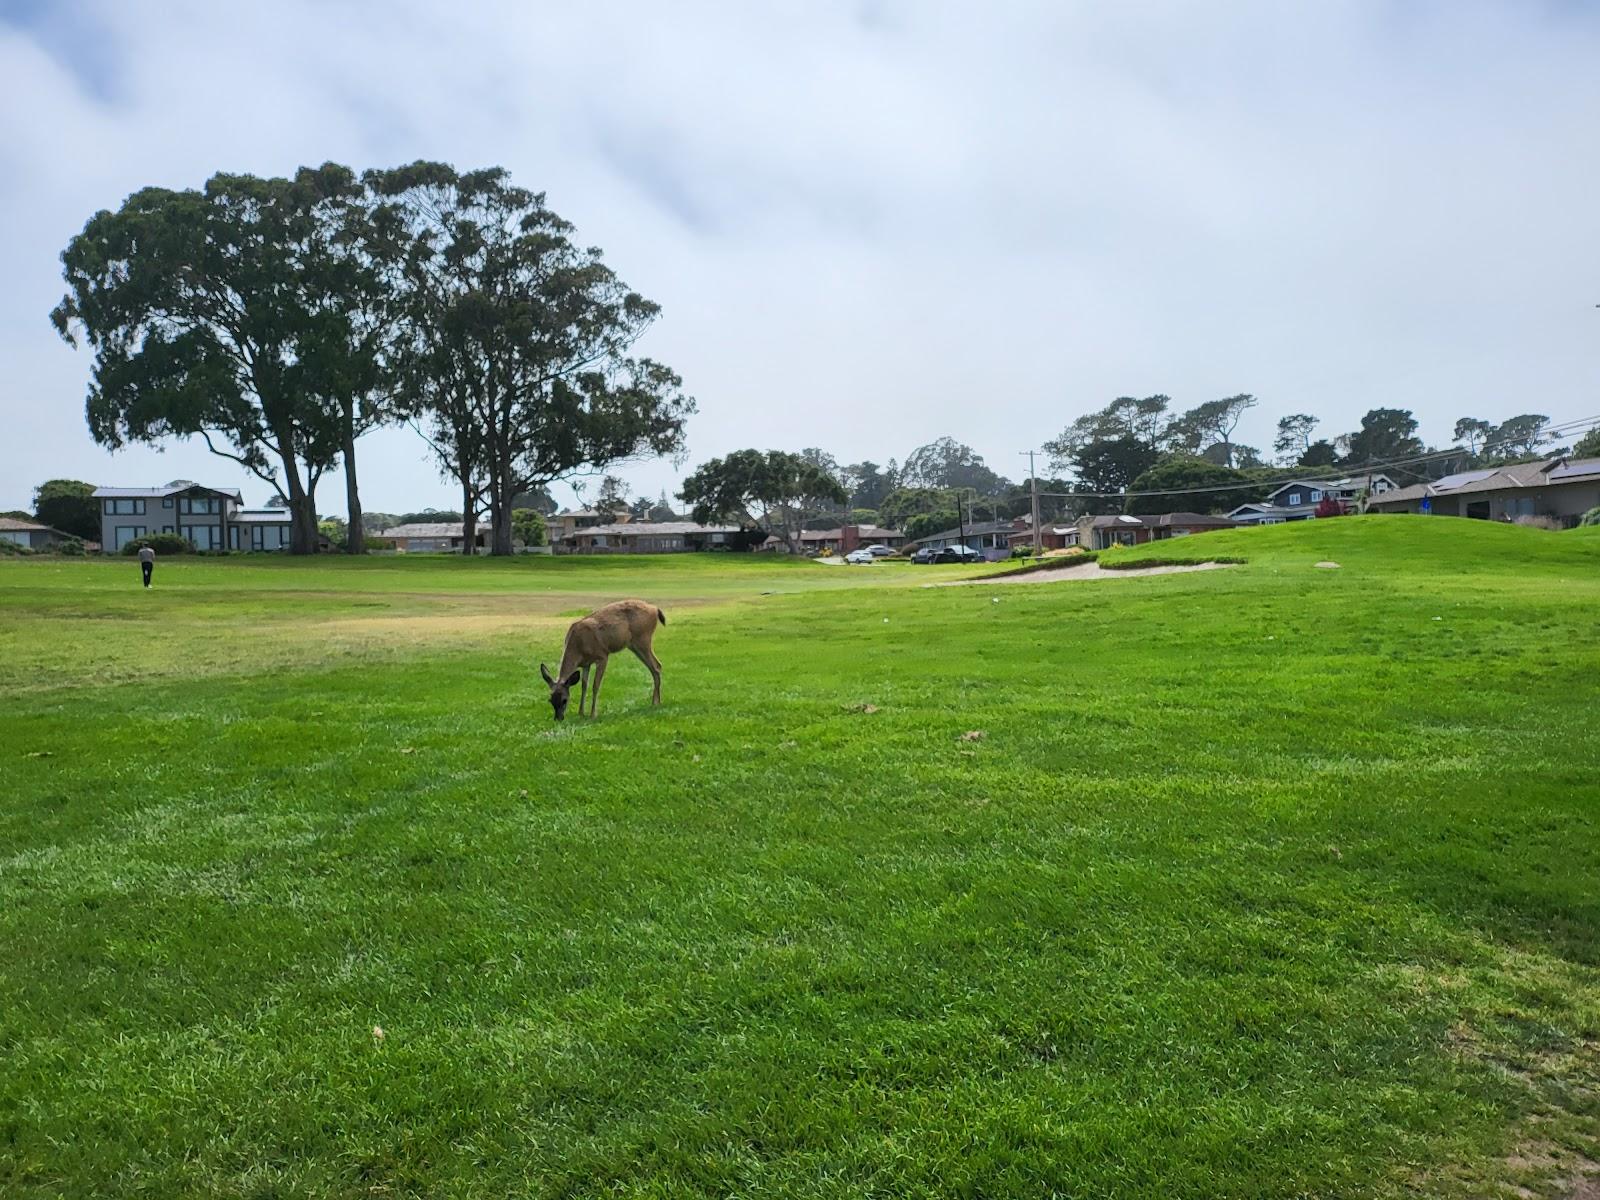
539;599;665;719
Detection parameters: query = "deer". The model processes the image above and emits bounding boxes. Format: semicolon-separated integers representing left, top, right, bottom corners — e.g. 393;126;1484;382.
539;599;666;721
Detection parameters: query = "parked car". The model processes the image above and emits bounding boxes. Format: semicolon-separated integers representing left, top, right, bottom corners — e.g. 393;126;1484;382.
932;545;985;564
910;546;939;564
864;544;896;558
844;548;876;564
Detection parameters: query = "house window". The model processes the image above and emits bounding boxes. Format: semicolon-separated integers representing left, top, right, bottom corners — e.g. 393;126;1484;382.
163;497;173;508
113;525;145;550
180;497;220;515
1310;490;1322;502
104;498;146;515
1287;492;1302;506
183;525;219;550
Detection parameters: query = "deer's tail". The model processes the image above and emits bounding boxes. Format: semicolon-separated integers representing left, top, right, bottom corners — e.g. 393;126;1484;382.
656;606;667;625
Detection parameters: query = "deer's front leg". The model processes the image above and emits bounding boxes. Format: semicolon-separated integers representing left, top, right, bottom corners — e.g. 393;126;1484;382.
590;656;607;717
580;663;591;716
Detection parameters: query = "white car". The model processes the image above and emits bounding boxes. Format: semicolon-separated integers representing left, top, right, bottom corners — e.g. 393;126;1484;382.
864;544;896;558
844;549;877;564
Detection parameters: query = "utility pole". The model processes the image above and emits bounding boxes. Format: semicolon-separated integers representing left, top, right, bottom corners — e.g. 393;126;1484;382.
1021;450;1042;555
957;487;967;549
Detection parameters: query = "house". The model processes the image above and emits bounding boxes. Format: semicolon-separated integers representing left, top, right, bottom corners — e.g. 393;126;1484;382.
912;518;1027;562
374;522;492;553
91;482;293;552
1006;524;1084;552
1227;474;1398;524
762;525;908;553
1076;512;1239;551
1365;456;1600;526
0;517;78;551
230;509;297;551
555;520;745;554
547;509;632;543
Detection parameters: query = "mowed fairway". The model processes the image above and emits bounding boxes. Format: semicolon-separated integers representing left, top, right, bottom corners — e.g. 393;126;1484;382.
2;520;1598;1198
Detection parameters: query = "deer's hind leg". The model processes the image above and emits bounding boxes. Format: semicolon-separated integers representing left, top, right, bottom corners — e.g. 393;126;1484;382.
631;643;662;706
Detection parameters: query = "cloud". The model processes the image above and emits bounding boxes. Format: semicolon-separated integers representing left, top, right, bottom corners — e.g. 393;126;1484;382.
3;0;1598;513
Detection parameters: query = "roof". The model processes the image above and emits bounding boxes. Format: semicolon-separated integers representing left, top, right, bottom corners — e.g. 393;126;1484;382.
92;484;244;501
1372;456;1600;506
564;521;742;537
916;519;1024;542
231;509;293;524
377;523;468;538
552;509;631;521
0;517;62;534
1148;511;1237;527
794;525;903;541
1265;474;1394;500
1546;457;1600;483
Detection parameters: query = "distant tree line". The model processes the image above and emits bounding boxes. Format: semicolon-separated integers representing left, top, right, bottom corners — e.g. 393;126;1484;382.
51;162;694;555
676;402;1587;539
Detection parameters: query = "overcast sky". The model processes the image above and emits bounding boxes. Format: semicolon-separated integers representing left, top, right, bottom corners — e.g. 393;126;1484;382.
3;0;1598;516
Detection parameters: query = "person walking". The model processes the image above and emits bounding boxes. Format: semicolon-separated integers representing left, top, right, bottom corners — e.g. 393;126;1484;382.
138;543;155;588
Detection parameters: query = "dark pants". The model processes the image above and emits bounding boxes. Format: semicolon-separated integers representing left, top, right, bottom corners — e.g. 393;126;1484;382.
141;562;152;588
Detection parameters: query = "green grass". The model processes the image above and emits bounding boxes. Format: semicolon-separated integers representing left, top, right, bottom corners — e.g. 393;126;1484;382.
2;519;1597;1198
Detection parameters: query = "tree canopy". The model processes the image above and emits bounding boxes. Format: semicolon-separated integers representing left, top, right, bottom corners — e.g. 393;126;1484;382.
31;479;100;541
900;437;1010;495
1338;408;1425;467
678;450;847;552
1125;456;1256;515
370;162;694;555
52;171;350;552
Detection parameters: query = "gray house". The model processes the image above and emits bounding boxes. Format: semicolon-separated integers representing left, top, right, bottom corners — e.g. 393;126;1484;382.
374;522;492;553
912;518;1025;562
93;482;292;552
555;520;743;554
1366;456;1600;525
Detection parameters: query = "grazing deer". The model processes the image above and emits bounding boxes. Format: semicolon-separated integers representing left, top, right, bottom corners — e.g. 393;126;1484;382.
540;599;665;721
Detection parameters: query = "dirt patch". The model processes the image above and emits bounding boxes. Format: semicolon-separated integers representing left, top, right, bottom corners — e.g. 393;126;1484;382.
934;561;1237;587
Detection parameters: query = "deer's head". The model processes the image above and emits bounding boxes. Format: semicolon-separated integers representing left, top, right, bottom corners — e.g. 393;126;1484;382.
539;663;582;720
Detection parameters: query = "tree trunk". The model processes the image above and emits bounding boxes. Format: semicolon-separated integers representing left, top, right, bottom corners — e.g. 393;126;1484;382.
342;415;365;555
278;457;319;555
491;503;515;556
461;478;477;556
487;458;516;556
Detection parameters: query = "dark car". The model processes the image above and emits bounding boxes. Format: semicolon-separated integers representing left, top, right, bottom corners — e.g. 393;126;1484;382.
931;545;985;564
910;546;939;564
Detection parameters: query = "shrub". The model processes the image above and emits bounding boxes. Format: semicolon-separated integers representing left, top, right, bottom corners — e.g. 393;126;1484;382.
121;533;196;556
57;537;85;556
1511;515;1562;532
1580;507;1600;528
0;539;34;556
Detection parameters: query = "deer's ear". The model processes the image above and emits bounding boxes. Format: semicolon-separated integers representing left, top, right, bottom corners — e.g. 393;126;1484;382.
564;670;582;688
539;662;554;685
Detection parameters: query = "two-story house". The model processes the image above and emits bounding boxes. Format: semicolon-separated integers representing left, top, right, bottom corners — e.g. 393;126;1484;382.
1227;474;1397;525
547;509;632;543
92;482;294;552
